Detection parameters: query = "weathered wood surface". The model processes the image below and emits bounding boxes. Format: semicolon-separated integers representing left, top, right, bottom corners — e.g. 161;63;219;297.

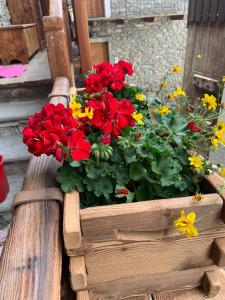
43;0;74;86
183;23;225;97
202;270;221;297
64;191;81;251
80;193;223;242
87;266;220;298
0;24;40;65
73;0;92;74
70;256;87;291
0;50;51;88
153;269;225;300
0;77;69;299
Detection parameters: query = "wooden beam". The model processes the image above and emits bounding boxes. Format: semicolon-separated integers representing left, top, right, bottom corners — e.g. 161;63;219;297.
211;237;225;267
77;290;90;300
0;77;69;299
64;191;82;251
70;256;87;291
202;270;221;297
73;0;92;74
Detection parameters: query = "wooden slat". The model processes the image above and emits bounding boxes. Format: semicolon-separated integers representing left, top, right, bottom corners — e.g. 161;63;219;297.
188;0;197;25
195;0;203;23
64;191;82;251
84;226;225;286
210;0;219;22
80;194;222;242
153;269;225;300
211;237;225;266
77;290;90;300
218;0;225;22
0;77;69;300
87;266;219;298
202;0;211;22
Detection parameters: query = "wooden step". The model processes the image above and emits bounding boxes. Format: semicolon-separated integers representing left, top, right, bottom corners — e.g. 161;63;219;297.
0;134;31;163
0;99;47;123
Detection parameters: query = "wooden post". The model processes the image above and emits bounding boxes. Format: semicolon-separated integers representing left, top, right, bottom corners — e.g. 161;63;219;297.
72;0;92;74
0;77;69;300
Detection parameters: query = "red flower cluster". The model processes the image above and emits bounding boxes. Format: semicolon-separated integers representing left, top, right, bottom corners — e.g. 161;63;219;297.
188;120;202;133
23;103;91;161
87;91;135;137
84;60;133;93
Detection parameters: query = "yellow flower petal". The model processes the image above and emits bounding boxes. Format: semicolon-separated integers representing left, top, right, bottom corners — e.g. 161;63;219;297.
135;93;146;101
155;105;172;117
132;112;144;125
172;65;182;73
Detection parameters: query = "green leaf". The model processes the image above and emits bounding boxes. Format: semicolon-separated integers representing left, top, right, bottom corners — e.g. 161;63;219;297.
129;163;147;181
84;176;113;199
112;166;130;185
124;150;137;163
136;183;151;201
70;161;81;168
85;162;112;179
57;164;84;193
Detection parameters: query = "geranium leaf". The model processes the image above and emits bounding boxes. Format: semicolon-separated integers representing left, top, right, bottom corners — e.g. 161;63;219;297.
57;164;84;193
129;163;147;181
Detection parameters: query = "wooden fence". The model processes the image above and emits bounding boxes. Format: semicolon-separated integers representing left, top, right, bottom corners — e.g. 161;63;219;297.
0;77;69;300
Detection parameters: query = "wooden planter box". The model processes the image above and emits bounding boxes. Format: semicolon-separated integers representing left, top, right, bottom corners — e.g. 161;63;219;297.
63;173;225;299
0;24;40;65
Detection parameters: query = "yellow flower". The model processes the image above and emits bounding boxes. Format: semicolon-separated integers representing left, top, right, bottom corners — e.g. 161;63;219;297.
155;105;172;117
221;168;225;177
70;87;77;102
197;54;202;60
201;94;217;111
193;193;204;202
135;93;146;101
168;93;176;100
70;101;83;118
160;81;168;88
222;76;225;82
174;210;198;238
132;112;144;125
213;126;225;145
172;65;182;73
217;121;225;130
188;155;204;170
84;107;94;120
211;137;220;150
173;86;186;97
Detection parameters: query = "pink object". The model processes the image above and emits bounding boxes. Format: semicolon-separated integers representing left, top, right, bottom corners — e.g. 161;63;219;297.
0;155;9;203
0;65;27;78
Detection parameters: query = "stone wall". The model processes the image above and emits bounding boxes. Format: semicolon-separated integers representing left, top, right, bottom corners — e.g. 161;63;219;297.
0;0;10;26
90;17;188;93
110;0;188;17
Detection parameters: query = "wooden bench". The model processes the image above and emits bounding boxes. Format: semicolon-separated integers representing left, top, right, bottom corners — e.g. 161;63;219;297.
0;24;40;65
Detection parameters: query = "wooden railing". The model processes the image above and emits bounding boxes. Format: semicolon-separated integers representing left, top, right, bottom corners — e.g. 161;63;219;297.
0;77;69;300
43;0;74;85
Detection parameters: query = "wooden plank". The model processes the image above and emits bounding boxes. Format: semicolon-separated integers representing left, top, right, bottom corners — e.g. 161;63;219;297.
84;227;225;286
77;290;90;300
70;256;87;291
195;0;203;23
63;191;82;251
153;269;225;300
210;0;219;23
218;0;225;23
73;0;92;74
202;0;211;23
0;77;69;300
90;42;109;65
188;0;197;25
80;194;223;242
87;0;105;18
87;266;219;298
202;270;221;297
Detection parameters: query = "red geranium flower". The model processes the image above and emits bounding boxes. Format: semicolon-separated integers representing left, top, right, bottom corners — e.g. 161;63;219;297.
116;189;129;195
101;135;111;144
188;120;202;133
68;130;91;161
